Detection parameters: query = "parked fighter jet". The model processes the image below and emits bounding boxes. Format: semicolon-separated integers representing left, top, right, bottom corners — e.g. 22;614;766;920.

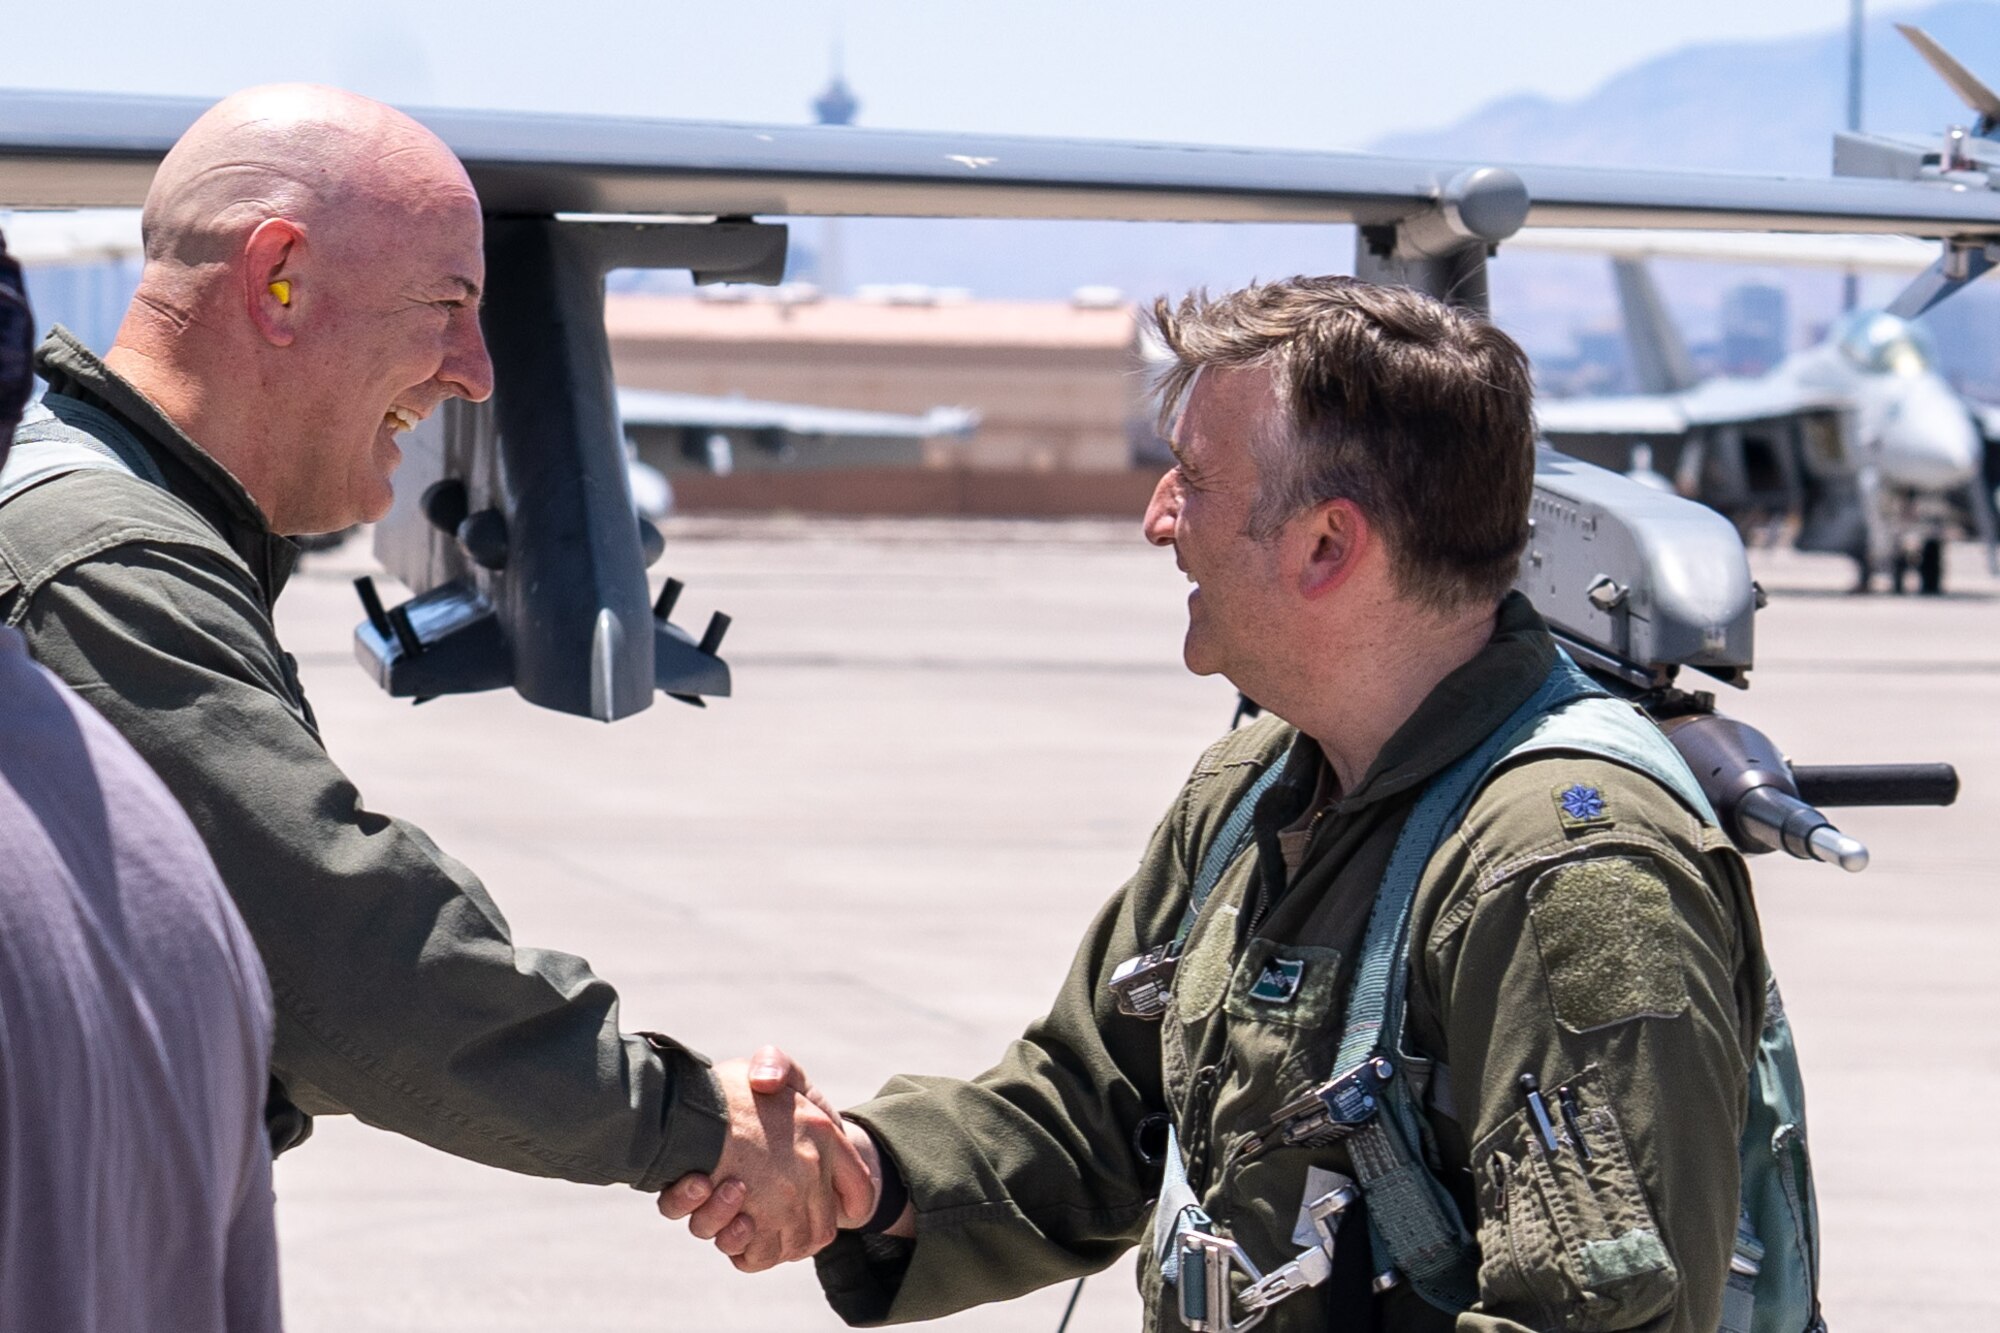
1536;256;1991;594
1524;25;2000;596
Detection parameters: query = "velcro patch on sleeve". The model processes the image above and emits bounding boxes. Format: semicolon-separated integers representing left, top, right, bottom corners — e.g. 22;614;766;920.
1527;857;1689;1033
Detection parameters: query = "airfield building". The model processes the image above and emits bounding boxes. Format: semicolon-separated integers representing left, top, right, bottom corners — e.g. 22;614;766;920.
605;287;1163;517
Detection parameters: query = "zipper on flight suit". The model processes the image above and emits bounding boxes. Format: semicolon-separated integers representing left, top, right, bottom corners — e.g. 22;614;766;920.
1246;799;1339;938
1183;1056;1232;1192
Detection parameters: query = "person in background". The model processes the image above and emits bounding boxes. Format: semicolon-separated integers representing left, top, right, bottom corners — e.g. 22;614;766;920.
0;228;281;1328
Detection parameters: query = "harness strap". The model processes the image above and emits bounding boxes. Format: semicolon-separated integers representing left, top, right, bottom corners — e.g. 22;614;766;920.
1176;762;1286;945
1;392;164;507
1333;652;1603;1310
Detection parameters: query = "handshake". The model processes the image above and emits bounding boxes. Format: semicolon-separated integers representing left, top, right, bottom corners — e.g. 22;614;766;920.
657;1046;909;1271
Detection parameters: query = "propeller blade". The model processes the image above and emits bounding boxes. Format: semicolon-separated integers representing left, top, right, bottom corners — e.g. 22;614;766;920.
1897;24;2000;133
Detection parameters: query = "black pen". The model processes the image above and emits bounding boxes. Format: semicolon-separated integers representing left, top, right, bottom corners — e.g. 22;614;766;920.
1518;1073;1561;1153
1556;1085;1592;1160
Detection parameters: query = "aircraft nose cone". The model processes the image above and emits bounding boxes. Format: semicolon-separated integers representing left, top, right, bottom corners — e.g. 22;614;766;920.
1876;375;1980;491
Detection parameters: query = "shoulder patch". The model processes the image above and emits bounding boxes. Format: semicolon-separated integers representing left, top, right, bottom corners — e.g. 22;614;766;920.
1553;781;1614;831
1527;856;1689;1033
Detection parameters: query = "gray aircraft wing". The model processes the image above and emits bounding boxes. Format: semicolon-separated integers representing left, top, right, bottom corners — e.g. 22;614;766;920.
1508;228;1937;271
8;87;2000;236
1537;379;1849;439
616;388;976;440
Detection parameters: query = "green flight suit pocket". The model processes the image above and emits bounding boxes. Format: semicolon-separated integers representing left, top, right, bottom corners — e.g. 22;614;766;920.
1471;1065;1679;1332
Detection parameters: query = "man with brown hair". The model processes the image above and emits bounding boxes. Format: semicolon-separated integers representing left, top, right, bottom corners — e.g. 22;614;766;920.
671;276;1769;1331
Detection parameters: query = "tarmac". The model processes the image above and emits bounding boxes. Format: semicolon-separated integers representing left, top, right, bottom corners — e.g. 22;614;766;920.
272;517;1997;1332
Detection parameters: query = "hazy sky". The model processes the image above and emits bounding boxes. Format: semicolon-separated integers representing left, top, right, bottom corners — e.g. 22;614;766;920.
4;0;1950;149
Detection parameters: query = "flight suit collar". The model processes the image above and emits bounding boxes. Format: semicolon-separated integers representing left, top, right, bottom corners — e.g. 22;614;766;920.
1265;591;1559;824
33;327;299;605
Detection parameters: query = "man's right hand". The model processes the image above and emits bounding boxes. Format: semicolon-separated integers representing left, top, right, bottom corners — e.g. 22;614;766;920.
657;1046;875;1271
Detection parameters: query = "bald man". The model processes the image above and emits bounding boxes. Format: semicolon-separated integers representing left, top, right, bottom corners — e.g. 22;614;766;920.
0;85;865;1270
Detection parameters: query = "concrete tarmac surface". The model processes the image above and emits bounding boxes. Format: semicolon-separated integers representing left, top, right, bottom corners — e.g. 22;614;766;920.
271;517;1995;1332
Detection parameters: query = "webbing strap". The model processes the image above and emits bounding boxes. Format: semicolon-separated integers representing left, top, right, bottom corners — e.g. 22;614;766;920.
1335;652;1604;1311
1;392;163;507
1332;653;1603;1072
1175;762;1286;944
1152;1124;1205;1285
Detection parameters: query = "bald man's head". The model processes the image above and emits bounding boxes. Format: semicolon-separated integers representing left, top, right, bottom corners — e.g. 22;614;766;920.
142;84;467;271
110;84;493;536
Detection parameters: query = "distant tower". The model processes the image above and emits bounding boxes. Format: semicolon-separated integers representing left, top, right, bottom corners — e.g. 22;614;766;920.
811;36;860;127
810;35;858;294
1844;0;1864;311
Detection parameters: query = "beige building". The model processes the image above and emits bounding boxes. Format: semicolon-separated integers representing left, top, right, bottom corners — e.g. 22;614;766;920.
605;289;1151;474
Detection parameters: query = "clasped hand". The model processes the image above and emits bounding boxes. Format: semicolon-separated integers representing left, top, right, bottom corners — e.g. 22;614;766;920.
658;1046;880;1271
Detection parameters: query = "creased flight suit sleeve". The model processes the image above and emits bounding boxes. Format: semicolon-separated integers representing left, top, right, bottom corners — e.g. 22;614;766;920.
1415;759;1761;1333
814;807;1194;1326
15;538;728;1191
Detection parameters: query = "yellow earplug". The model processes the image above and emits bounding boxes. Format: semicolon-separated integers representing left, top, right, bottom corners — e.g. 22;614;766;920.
269;280;291;306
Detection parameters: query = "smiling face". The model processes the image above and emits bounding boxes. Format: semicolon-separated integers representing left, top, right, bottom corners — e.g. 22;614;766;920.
281;184;493;533
1142;366;1297;690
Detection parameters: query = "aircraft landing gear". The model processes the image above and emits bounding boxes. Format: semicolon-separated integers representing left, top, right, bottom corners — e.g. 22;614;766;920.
1919;536;1945;595
1889;538;1948;595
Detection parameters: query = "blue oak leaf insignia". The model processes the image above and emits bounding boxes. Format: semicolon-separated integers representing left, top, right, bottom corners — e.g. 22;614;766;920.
1559;784;1605;822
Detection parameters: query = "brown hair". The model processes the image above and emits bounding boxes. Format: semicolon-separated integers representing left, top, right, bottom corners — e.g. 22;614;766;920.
1150;275;1536;609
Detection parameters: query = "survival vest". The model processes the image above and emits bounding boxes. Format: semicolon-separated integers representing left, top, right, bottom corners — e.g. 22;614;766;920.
1142;652;1823;1333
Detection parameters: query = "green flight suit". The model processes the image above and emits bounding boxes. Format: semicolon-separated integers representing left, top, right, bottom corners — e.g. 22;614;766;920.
817;594;1767;1332
0;329;727;1188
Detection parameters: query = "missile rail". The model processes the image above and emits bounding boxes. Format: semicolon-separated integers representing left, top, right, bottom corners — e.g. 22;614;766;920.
1522;447;1958;872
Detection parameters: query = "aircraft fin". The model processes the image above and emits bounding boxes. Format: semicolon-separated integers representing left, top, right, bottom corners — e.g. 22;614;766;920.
1610;257;1697;394
1897;25;2000;135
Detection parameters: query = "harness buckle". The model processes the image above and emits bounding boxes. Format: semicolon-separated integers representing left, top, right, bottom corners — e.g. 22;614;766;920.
1177;1185;1360;1331
1242;1056;1396;1157
1177;1231;1267;1333
1108;941;1182;1018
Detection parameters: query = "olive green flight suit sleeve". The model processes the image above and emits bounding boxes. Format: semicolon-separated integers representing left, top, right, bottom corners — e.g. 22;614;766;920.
1415;757;1763;1333
12;533;728;1190
815;809;1194;1325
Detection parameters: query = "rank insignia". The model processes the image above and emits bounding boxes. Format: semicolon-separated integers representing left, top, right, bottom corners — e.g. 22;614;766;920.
1249;956;1305;1003
1554;782;1612;829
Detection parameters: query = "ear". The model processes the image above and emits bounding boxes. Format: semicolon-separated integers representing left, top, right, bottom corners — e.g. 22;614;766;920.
244;218;304;347
1297;498;1369;599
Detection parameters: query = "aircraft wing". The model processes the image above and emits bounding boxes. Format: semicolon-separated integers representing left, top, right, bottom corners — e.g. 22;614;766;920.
8;88;2000;237
0;206;142;264
1538;380;1847;438
1672;377;1849;426
1507;228;1937;272
1536;395;1693;437
617;388;976;439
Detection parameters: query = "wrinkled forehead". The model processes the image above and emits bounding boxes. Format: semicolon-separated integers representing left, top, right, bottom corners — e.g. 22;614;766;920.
1173;363;1284;449
1165;365;1205;443
324;179;486;284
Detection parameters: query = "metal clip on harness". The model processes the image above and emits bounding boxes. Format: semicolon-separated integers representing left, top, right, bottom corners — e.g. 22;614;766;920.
1242;1057;1396;1158
1178;1186;1361;1332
